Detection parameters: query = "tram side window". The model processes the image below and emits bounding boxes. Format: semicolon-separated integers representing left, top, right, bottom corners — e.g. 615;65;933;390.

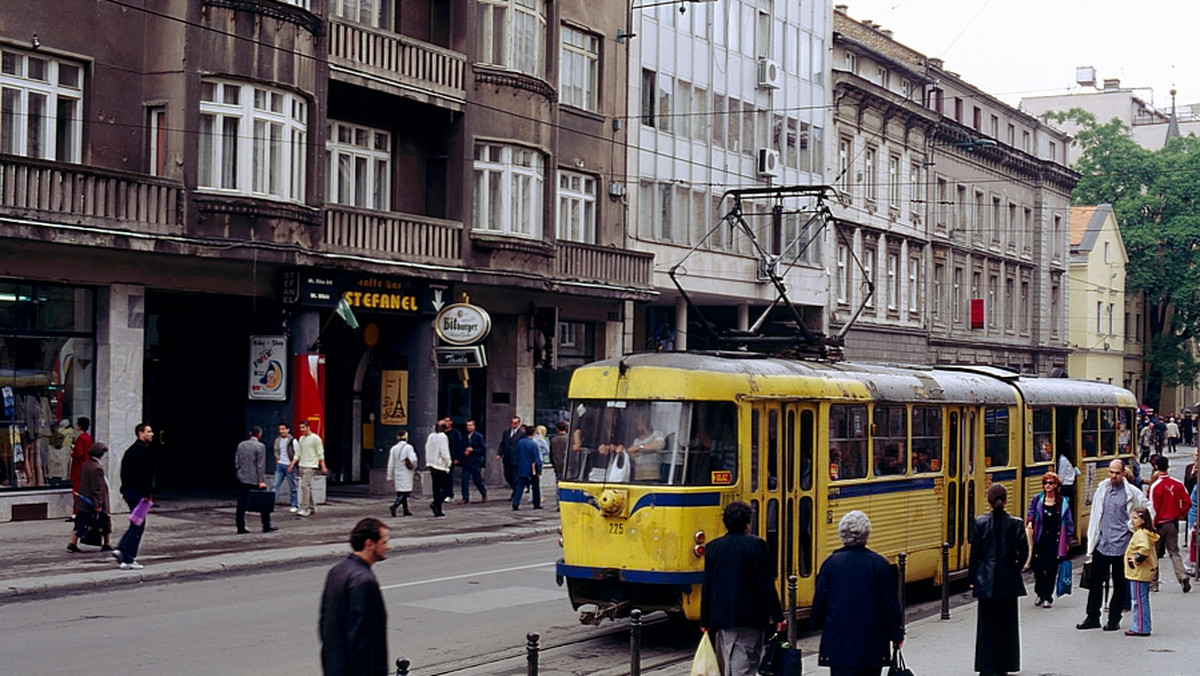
1117;409;1132;455
911;406;942;472
873;405;908;476
1032;408;1053;462
829;404;868;480
1100;409;1117;456
984;407;1009;468
1081;409;1099;457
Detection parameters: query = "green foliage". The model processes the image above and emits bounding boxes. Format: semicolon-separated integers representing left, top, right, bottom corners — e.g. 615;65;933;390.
1061;107;1200;407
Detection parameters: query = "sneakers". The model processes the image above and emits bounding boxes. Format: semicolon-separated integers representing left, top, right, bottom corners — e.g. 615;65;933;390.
1044;598;1054;608
1034;597;1044;607
110;549;122;563
289;507;299;513
297;509;312;517
119;561;144;570
67;543;81;553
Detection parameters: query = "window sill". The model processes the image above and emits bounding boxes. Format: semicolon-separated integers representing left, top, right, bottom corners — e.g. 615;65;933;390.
470;231;553;255
561;105;605;123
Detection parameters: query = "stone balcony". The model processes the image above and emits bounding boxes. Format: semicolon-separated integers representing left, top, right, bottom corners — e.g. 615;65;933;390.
557;241;655;291
327;18;466;110
323;204;462;263
0;154;182;235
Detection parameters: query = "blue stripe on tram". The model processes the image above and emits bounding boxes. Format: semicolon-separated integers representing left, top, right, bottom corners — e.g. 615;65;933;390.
832;477;938;498
556;562;704;585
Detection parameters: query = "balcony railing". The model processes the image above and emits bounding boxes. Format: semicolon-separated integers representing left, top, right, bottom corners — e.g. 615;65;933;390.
323;205;462;262
328;18;466;107
557;241;654;289
0;154;182;233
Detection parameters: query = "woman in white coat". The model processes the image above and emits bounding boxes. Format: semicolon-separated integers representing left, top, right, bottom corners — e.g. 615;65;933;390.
386;431;417;517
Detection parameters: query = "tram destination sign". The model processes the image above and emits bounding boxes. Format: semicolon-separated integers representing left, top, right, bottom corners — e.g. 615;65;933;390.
435;346;487;369
282;269;449;316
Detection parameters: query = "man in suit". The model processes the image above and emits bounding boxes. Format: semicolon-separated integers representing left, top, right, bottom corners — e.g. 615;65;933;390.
511;433;543;511
701;501;784;676
496;416;523;490
235;426;276;534
459;419;488;503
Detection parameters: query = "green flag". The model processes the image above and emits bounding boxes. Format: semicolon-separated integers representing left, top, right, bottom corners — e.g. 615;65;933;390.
335;297;359;329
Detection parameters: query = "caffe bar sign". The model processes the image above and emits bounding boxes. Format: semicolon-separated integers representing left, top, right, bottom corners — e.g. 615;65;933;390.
282;269;448;316
435;303;492;346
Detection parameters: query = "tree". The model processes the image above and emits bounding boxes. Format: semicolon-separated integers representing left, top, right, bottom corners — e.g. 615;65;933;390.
1047;108;1200;409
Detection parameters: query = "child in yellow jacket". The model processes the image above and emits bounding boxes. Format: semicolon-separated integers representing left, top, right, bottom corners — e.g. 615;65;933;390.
1124;505;1159;636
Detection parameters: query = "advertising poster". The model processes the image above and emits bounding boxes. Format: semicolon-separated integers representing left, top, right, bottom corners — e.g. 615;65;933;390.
249;336;288;401
380;370;408;425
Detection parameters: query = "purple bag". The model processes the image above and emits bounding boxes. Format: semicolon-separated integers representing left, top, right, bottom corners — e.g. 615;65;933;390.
129;497;153;526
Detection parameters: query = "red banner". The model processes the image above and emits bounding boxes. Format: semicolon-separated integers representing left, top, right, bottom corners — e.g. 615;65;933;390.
971;299;985;329
293;353;326;438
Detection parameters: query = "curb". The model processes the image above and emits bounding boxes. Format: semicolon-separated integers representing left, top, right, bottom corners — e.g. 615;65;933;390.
3;525;560;601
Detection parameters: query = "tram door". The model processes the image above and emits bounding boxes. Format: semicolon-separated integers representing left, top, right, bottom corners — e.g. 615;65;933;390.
747;402;788;598
945;406;981;571
785;402;818;606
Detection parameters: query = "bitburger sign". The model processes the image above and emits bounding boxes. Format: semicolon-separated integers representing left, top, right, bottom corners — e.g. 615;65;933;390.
434;303;492;346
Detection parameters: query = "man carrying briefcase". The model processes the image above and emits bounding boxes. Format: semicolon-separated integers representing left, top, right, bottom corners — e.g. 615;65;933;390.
236;426;277;534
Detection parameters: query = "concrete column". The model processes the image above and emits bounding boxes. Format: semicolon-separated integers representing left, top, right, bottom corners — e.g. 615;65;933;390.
515;314;535;420
96;284;145;507
737;302;750;331
675;296;688;351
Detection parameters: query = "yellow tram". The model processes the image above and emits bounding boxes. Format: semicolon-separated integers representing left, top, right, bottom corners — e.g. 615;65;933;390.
554;352;1137;623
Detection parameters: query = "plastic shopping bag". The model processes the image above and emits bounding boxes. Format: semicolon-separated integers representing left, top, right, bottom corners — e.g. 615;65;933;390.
1056;559;1072;597
691;632;720;676
129;497;153;526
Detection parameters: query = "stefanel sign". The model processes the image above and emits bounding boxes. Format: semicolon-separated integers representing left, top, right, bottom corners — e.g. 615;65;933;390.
434;303;492;346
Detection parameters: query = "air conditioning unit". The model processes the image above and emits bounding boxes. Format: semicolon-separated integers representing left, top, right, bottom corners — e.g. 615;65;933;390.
756;148;781;177
758;58;782;89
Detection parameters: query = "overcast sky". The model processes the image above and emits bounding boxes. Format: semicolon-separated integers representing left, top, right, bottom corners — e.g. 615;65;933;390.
840;0;1199;110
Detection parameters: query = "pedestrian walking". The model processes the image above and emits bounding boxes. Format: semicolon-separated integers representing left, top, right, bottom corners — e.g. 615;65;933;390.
510;432;542;510
288;420;327;517
701;501;784;676
444;417;462;502
1147;456;1192;592
496;416;522;490
1077;459;1150;632
1166;417;1181;454
1125;505;1159;637
458;419;488;503
319;518;390;676
113;423;154;570
812;510;904;676
273;423;300;513
235;426;275;534
426;420;451;517
386;431;416;517
1025;471;1074;608
1139;421;1155;463
67;442;111;553
970;483;1027;676
67;416;93;515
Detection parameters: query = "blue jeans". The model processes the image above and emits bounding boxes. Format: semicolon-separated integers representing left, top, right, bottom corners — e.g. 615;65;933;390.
273;463;298;508
511;475;540;509
461;458;487;501
116;489;147;564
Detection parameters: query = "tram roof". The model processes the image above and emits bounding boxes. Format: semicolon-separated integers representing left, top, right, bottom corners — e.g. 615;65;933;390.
576;353;1025;405
1010;376;1138;408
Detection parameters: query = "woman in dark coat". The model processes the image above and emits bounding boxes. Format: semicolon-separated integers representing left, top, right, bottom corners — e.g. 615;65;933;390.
812;510;905;676
969;483;1028;676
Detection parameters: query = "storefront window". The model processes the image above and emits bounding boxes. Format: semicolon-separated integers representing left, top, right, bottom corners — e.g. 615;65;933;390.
0;282;94;489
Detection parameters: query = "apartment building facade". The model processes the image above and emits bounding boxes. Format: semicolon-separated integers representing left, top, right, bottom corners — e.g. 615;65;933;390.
0;0;649;515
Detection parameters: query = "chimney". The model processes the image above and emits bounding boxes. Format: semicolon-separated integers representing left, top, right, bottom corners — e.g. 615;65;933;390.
881;29;894;38
835;4;849;14
928;57;944;69
1103;78;1121;91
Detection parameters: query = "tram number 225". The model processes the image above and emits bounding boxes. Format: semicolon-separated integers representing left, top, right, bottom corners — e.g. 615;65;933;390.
609;522;625;535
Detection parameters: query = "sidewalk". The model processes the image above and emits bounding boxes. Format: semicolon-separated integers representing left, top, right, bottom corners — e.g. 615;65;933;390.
2;476;560;600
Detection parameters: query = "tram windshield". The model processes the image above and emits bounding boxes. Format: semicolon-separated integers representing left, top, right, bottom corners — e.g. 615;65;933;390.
564;400;738;485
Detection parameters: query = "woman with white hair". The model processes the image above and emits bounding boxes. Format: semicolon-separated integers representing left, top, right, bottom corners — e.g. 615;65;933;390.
812;510;905;675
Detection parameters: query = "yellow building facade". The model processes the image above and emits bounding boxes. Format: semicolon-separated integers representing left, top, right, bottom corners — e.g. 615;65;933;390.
1067;205;1127;383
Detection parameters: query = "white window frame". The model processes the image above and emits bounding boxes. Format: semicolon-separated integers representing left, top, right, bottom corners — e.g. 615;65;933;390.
198;80;307;203
908;257;920;313
148;105;167;177
477;0;546;78
836;243;849;304
473;142;544;239
0;48;83;162
329;0;389;26
886;252;899;310
862;246;876;309
864;147;877;202
280;0;313;11
560;26;599;112
326;120;391;211
888;154;900;207
556;169;596;244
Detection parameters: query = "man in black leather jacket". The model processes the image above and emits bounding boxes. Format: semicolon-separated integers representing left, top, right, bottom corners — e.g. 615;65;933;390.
320;518;390;676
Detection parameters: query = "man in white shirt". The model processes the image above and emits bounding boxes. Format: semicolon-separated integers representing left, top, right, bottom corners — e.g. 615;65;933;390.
272;423;299;513
425;421;452;517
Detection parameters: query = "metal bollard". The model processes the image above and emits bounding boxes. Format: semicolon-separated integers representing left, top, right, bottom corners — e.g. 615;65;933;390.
395;658;410;676
787;575;798;646
897;551;907;628
940;542;951;620
630;609;643;676
526;632;540;676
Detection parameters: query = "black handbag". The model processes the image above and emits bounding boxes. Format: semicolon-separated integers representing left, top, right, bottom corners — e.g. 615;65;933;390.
246;489;276;513
77;511;109;546
1079;561;1095;590
888;647;914;676
758;632;801;676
